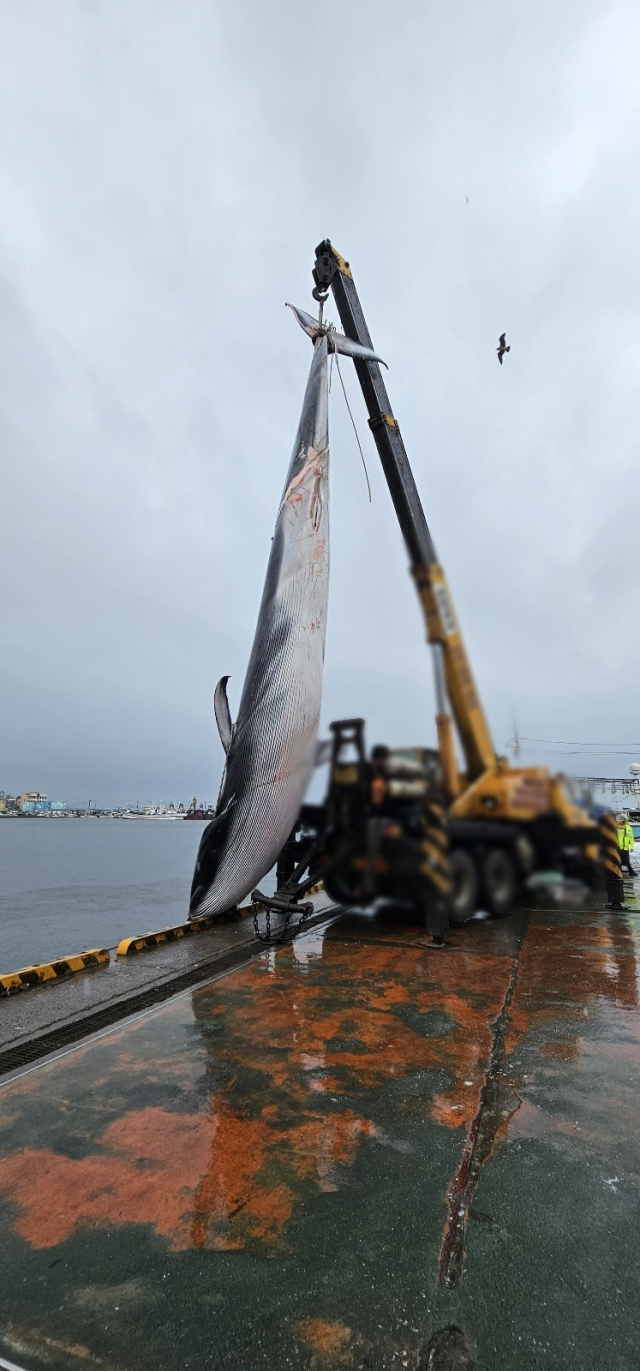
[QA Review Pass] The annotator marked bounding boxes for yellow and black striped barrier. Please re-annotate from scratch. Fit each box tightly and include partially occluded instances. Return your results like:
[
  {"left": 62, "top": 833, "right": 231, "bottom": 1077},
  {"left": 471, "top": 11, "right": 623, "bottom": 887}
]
[
  {"left": 116, "top": 911, "right": 234, "bottom": 956},
  {"left": 117, "top": 886, "right": 325, "bottom": 956},
  {"left": 0, "top": 948, "right": 110, "bottom": 997},
  {"left": 599, "top": 812, "right": 624, "bottom": 909}
]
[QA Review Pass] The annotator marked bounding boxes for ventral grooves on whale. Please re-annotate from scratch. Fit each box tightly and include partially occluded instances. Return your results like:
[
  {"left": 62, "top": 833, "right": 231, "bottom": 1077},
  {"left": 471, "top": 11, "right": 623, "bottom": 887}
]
[{"left": 189, "top": 302, "right": 384, "bottom": 920}]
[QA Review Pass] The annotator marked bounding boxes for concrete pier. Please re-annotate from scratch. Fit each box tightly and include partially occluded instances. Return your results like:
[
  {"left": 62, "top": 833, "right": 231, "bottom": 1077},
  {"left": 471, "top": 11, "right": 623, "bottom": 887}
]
[{"left": 1, "top": 882, "right": 639, "bottom": 1369}]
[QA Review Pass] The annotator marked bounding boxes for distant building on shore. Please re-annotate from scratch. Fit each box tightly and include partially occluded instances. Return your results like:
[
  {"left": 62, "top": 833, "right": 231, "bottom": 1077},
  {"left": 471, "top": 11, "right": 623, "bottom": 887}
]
[
  {"left": 0, "top": 791, "right": 191, "bottom": 817},
  {"left": 18, "top": 791, "right": 48, "bottom": 813},
  {"left": 0, "top": 791, "right": 67, "bottom": 815}
]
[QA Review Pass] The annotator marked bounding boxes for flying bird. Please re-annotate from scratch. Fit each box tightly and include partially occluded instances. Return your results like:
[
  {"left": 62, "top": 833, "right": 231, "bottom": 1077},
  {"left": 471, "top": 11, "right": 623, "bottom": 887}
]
[{"left": 497, "top": 333, "right": 510, "bottom": 365}]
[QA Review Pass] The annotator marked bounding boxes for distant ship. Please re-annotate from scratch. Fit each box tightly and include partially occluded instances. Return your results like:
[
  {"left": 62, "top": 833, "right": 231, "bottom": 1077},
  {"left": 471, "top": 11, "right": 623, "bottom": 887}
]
[
  {"left": 120, "top": 804, "right": 186, "bottom": 820},
  {"left": 184, "top": 799, "right": 216, "bottom": 821}
]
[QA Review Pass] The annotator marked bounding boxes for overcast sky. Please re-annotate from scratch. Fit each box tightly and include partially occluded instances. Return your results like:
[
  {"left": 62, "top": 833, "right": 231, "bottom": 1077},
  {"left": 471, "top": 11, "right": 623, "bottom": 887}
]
[{"left": 1, "top": 0, "right": 639, "bottom": 806}]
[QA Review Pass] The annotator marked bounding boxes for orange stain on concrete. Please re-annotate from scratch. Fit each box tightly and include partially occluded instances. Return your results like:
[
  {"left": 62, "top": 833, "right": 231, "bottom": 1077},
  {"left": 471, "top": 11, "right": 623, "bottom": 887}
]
[
  {"left": 190, "top": 1105, "right": 377, "bottom": 1250},
  {"left": 4, "top": 1327, "right": 98, "bottom": 1366},
  {"left": 296, "top": 1318, "right": 353, "bottom": 1360},
  {"left": 0, "top": 1097, "right": 377, "bottom": 1254},
  {"left": 193, "top": 940, "right": 513, "bottom": 1131},
  {"left": 189, "top": 1105, "right": 292, "bottom": 1251},
  {"left": 0, "top": 920, "right": 530, "bottom": 1257},
  {"left": 0, "top": 1107, "right": 213, "bottom": 1250},
  {"left": 538, "top": 1041, "right": 580, "bottom": 1060}
]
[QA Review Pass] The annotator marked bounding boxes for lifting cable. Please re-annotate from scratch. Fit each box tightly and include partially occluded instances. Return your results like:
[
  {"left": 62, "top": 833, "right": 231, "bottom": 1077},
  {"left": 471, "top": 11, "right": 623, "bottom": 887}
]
[
  {"left": 332, "top": 343, "right": 372, "bottom": 504},
  {"left": 316, "top": 283, "right": 372, "bottom": 503}
]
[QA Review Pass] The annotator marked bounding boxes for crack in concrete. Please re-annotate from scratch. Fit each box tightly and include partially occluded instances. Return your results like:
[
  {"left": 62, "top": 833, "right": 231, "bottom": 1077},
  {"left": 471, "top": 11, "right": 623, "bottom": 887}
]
[{"left": 437, "top": 915, "right": 527, "bottom": 1288}]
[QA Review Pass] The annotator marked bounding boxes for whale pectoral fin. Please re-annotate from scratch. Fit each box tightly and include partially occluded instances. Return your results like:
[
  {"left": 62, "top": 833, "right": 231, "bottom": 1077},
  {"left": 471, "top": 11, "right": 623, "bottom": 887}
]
[
  {"left": 286, "top": 302, "right": 387, "bottom": 367},
  {"left": 214, "top": 676, "right": 233, "bottom": 754}
]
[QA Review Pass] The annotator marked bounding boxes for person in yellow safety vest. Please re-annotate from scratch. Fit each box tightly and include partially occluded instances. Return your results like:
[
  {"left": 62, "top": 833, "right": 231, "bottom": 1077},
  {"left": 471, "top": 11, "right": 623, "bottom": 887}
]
[{"left": 616, "top": 813, "right": 636, "bottom": 876}]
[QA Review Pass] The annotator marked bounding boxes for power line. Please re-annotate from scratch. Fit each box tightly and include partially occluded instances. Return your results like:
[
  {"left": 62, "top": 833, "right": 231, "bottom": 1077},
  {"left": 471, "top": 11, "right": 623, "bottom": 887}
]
[
  {"left": 520, "top": 748, "right": 640, "bottom": 757},
  {"left": 520, "top": 736, "right": 640, "bottom": 748}
]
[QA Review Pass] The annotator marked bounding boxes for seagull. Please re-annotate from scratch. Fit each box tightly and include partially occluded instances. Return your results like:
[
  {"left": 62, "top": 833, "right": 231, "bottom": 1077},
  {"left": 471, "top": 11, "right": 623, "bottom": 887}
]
[{"left": 497, "top": 333, "right": 510, "bottom": 365}]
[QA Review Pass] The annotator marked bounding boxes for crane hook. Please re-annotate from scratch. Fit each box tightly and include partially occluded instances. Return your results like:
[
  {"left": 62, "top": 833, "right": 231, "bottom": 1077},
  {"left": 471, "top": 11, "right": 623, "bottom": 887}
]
[{"left": 312, "top": 240, "right": 337, "bottom": 326}]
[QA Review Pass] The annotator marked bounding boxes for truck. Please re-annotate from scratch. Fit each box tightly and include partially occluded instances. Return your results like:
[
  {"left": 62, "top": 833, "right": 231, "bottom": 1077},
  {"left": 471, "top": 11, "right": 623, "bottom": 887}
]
[{"left": 263, "top": 242, "right": 601, "bottom": 935}]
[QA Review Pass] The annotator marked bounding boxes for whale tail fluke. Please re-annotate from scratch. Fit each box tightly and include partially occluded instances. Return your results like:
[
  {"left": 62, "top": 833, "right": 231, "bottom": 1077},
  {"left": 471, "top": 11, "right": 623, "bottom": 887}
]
[{"left": 286, "top": 303, "right": 387, "bottom": 368}]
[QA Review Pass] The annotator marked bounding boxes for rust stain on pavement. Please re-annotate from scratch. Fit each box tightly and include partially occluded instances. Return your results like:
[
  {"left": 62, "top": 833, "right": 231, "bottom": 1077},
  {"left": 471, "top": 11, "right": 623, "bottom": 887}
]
[
  {"left": 0, "top": 927, "right": 512, "bottom": 1257},
  {"left": 296, "top": 1318, "right": 355, "bottom": 1363},
  {"left": 12, "top": 910, "right": 633, "bottom": 1269},
  {"left": 5, "top": 910, "right": 635, "bottom": 1270}
]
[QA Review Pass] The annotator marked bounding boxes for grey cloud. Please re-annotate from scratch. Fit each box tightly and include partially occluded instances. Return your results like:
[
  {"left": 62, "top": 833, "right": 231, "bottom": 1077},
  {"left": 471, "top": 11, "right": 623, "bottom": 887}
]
[{"left": 1, "top": 0, "right": 639, "bottom": 805}]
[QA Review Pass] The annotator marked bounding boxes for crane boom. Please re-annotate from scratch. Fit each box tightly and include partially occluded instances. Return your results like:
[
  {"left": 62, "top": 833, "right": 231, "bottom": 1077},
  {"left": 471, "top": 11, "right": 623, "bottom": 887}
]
[{"left": 314, "top": 240, "right": 496, "bottom": 790}]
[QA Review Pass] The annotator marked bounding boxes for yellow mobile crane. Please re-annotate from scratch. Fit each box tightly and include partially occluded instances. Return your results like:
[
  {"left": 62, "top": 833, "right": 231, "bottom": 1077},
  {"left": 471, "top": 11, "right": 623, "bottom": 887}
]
[{"left": 271, "top": 242, "right": 600, "bottom": 928}]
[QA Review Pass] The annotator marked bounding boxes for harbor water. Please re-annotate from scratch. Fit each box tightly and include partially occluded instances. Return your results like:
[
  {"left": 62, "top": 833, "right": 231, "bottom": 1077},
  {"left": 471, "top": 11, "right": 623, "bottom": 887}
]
[{"left": 0, "top": 818, "right": 209, "bottom": 973}]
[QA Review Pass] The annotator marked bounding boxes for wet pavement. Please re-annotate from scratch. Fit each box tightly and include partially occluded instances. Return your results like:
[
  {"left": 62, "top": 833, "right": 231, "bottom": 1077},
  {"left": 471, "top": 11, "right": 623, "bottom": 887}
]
[
  {"left": 0, "top": 895, "right": 338, "bottom": 1072},
  {"left": 1, "top": 886, "right": 640, "bottom": 1370}
]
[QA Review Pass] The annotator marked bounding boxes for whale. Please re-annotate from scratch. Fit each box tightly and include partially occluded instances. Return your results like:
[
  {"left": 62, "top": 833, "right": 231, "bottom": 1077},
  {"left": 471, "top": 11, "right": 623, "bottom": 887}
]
[{"left": 189, "top": 308, "right": 383, "bottom": 919}]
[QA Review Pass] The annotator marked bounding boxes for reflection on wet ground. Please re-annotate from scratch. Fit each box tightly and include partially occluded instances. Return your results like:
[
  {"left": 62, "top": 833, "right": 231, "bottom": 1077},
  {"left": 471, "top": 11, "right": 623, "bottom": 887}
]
[{"left": 1, "top": 895, "right": 640, "bottom": 1369}]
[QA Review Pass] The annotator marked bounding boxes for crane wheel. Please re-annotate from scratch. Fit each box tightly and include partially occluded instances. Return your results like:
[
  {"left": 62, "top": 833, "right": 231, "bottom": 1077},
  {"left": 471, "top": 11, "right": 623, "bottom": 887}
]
[
  {"left": 482, "top": 847, "right": 517, "bottom": 917},
  {"left": 449, "top": 849, "right": 479, "bottom": 924}
]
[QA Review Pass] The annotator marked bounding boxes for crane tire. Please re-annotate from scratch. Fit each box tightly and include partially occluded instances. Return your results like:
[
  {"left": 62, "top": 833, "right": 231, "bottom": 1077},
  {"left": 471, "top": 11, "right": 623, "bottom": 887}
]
[
  {"left": 449, "top": 848, "right": 479, "bottom": 924},
  {"left": 482, "top": 847, "right": 517, "bottom": 917}
]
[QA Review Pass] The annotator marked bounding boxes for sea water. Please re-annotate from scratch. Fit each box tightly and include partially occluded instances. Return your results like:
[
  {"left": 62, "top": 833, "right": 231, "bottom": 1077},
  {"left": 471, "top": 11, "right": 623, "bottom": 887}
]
[{"left": 0, "top": 818, "right": 208, "bottom": 973}]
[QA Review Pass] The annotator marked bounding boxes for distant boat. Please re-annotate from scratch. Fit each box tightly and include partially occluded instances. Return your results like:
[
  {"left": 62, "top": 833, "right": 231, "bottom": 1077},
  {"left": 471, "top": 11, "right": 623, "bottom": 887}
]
[{"left": 122, "top": 804, "right": 187, "bottom": 820}]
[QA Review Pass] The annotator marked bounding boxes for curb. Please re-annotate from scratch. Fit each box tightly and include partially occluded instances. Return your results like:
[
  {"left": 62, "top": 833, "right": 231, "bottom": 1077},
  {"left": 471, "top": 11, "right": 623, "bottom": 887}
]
[
  {"left": 0, "top": 949, "right": 110, "bottom": 998},
  {"left": 116, "top": 909, "right": 247, "bottom": 956},
  {"left": 0, "top": 906, "right": 338, "bottom": 1078},
  {"left": 116, "top": 887, "right": 324, "bottom": 956}
]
